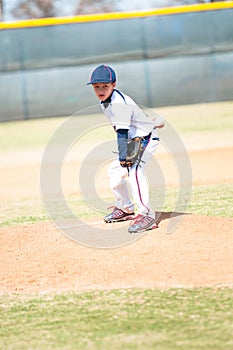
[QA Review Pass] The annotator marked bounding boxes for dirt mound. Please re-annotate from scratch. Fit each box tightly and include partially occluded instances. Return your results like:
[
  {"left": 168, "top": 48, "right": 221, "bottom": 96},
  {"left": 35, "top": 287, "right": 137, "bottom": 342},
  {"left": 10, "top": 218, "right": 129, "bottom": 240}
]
[
  {"left": 1, "top": 213, "right": 232, "bottom": 294},
  {"left": 1, "top": 132, "right": 232, "bottom": 294}
]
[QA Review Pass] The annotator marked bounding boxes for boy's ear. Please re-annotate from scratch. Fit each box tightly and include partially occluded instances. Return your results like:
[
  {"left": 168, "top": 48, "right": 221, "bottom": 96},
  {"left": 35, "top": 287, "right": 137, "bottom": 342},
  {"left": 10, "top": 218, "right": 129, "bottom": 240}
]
[{"left": 112, "top": 82, "right": 117, "bottom": 88}]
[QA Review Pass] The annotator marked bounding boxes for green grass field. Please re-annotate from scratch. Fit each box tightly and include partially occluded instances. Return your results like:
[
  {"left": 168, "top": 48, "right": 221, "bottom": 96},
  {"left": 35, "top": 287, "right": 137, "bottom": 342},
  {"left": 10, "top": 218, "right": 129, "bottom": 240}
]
[
  {"left": 0, "top": 101, "right": 232, "bottom": 227},
  {"left": 0, "top": 101, "right": 232, "bottom": 151},
  {"left": 1, "top": 289, "right": 233, "bottom": 350},
  {"left": 0, "top": 101, "right": 233, "bottom": 350},
  {"left": 1, "top": 182, "right": 232, "bottom": 227}
]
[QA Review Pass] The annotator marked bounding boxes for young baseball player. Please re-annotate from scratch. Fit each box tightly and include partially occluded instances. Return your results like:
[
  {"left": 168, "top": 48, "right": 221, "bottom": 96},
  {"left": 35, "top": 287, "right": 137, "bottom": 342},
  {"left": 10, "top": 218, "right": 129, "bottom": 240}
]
[{"left": 87, "top": 64, "right": 165, "bottom": 233}]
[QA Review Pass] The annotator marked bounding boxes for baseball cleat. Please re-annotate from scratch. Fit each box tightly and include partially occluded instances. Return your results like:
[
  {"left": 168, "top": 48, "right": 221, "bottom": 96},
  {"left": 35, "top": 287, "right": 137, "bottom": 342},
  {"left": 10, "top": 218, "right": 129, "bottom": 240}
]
[
  {"left": 104, "top": 206, "right": 134, "bottom": 223},
  {"left": 128, "top": 214, "right": 157, "bottom": 233}
]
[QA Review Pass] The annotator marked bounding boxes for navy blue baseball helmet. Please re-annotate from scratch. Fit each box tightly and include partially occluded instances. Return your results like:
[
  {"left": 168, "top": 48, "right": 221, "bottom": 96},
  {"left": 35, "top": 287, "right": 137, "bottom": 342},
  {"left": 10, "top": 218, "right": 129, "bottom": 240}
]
[{"left": 87, "top": 65, "right": 116, "bottom": 85}]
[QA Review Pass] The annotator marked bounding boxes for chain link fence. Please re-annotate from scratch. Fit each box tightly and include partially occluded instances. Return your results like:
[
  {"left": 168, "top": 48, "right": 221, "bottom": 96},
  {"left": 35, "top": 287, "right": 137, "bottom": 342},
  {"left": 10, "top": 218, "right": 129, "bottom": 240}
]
[{"left": 0, "top": 5, "right": 232, "bottom": 121}]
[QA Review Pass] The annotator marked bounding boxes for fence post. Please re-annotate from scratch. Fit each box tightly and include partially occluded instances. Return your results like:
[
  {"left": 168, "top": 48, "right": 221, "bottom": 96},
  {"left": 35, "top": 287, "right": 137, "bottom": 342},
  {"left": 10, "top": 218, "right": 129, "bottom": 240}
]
[
  {"left": 140, "top": 17, "right": 153, "bottom": 107},
  {"left": 19, "top": 36, "right": 29, "bottom": 120}
]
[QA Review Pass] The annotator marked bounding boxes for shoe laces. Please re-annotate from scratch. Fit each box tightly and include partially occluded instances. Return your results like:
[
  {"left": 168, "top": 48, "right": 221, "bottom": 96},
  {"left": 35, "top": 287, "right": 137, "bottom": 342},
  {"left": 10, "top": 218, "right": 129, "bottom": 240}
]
[
  {"left": 131, "top": 214, "right": 144, "bottom": 225},
  {"left": 107, "top": 206, "right": 118, "bottom": 211},
  {"left": 131, "top": 214, "right": 154, "bottom": 225}
]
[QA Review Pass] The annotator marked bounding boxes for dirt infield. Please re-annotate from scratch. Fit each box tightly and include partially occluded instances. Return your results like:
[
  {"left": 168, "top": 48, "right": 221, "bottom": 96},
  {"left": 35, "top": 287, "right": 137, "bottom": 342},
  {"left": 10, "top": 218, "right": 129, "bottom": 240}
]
[
  {"left": 0, "top": 213, "right": 233, "bottom": 294},
  {"left": 0, "top": 138, "right": 232, "bottom": 294}
]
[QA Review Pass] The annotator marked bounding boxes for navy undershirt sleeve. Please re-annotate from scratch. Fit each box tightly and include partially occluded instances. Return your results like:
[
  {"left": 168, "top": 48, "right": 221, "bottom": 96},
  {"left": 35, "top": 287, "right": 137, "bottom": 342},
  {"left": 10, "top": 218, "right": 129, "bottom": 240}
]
[{"left": 117, "top": 129, "right": 128, "bottom": 161}]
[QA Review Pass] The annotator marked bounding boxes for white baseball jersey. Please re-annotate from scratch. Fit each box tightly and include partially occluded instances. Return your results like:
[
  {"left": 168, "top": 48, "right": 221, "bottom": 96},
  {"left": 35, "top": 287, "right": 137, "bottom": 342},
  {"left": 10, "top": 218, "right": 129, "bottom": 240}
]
[
  {"left": 100, "top": 89, "right": 164, "bottom": 139},
  {"left": 100, "top": 89, "right": 164, "bottom": 219}
]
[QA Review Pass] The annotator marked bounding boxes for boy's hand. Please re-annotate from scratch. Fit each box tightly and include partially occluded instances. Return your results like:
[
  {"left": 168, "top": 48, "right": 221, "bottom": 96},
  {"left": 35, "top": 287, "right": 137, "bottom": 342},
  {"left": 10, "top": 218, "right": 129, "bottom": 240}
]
[{"left": 120, "top": 160, "right": 134, "bottom": 168}]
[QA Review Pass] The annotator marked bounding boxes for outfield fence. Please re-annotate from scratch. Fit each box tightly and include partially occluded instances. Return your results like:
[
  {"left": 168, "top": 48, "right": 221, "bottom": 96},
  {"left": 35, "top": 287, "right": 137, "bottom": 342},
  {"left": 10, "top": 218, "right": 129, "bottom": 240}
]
[{"left": 0, "top": 2, "right": 233, "bottom": 121}]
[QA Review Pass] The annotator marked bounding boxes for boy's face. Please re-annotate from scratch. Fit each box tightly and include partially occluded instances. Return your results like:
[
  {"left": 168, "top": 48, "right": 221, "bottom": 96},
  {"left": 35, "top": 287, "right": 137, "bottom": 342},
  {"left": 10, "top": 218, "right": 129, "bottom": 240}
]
[{"left": 92, "top": 82, "right": 116, "bottom": 101}]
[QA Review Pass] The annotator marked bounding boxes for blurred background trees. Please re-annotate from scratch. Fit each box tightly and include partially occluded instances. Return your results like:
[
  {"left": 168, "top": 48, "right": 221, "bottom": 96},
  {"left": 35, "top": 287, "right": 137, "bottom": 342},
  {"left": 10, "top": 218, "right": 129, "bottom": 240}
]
[
  {"left": 0, "top": 0, "right": 3, "bottom": 20},
  {"left": 75, "top": 0, "right": 117, "bottom": 15},
  {"left": 11, "top": 0, "right": 56, "bottom": 19},
  {"left": 0, "top": 0, "right": 229, "bottom": 21}
]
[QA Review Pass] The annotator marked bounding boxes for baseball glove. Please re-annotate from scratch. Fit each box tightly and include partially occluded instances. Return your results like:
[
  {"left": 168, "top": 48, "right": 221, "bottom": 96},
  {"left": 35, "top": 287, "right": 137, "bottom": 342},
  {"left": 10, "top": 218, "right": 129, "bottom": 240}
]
[{"left": 120, "top": 137, "right": 144, "bottom": 168}]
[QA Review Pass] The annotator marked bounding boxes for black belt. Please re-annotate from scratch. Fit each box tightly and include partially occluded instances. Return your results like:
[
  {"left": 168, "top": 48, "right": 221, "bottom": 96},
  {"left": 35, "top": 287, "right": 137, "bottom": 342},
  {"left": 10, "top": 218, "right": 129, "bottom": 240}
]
[{"left": 142, "top": 133, "right": 159, "bottom": 141}]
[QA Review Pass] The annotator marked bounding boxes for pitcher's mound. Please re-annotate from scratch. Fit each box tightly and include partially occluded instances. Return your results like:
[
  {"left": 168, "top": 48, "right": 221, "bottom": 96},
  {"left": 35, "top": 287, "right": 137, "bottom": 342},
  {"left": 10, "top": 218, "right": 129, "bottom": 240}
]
[{"left": 0, "top": 213, "right": 232, "bottom": 293}]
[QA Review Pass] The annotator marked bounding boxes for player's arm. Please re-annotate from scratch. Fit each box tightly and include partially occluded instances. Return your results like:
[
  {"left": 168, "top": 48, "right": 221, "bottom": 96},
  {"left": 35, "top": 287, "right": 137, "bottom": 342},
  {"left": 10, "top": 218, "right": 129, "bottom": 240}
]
[
  {"left": 152, "top": 113, "right": 165, "bottom": 128},
  {"left": 116, "top": 128, "right": 128, "bottom": 163},
  {"left": 112, "top": 101, "right": 132, "bottom": 164},
  {"left": 156, "top": 122, "right": 165, "bottom": 128}
]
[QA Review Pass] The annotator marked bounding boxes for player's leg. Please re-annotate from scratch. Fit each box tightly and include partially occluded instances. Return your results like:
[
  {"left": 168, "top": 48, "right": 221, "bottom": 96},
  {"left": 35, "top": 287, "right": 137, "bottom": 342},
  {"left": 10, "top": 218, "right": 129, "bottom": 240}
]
[
  {"left": 128, "top": 163, "right": 154, "bottom": 218},
  {"left": 128, "top": 139, "right": 159, "bottom": 232},
  {"left": 104, "top": 160, "right": 134, "bottom": 222}
]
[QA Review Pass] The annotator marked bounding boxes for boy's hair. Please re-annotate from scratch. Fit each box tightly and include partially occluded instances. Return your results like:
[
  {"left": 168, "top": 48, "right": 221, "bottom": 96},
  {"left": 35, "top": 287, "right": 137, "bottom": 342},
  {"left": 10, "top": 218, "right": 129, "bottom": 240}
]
[{"left": 87, "top": 65, "right": 116, "bottom": 85}]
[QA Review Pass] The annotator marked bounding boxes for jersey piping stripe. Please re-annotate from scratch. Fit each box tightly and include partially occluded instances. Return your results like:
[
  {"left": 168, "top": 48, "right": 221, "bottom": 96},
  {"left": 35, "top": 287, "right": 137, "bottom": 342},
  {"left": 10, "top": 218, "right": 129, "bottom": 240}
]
[
  {"left": 114, "top": 89, "right": 126, "bottom": 104},
  {"left": 135, "top": 164, "right": 150, "bottom": 216},
  {"left": 134, "top": 138, "right": 152, "bottom": 216}
]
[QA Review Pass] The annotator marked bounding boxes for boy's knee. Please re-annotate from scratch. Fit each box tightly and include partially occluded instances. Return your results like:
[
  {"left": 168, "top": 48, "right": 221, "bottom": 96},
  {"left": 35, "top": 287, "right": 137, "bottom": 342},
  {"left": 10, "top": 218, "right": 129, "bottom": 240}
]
[
  {"left": 108, "top": 160, "right": 128, "bottom": 188},
  {"left": 108, "top": 160, "right": 127, "bottom": 178}
]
